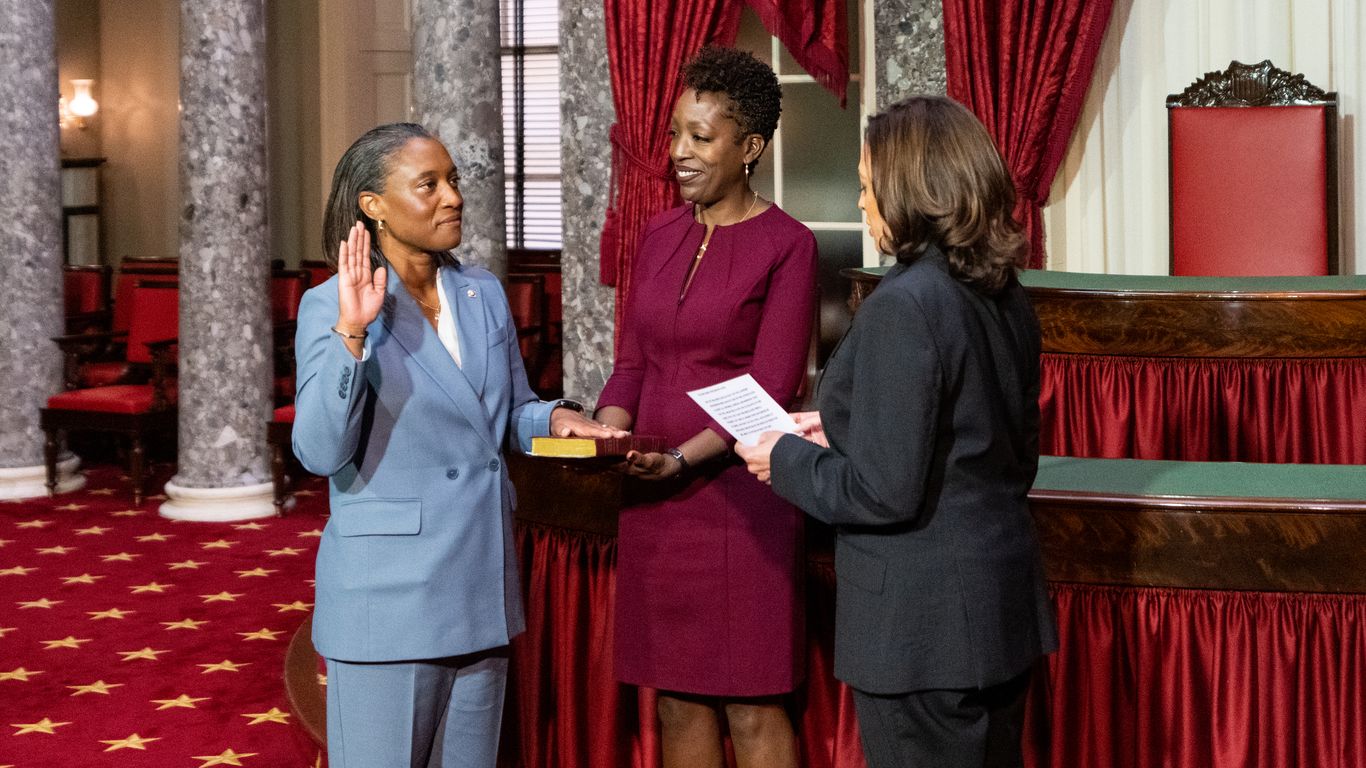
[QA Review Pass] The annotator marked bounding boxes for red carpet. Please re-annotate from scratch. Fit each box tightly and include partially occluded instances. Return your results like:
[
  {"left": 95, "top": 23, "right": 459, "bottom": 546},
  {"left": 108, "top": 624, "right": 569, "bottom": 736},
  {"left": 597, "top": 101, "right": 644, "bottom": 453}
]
[{"left": 0, "top": 466, "right": 328, "bottom": 768}]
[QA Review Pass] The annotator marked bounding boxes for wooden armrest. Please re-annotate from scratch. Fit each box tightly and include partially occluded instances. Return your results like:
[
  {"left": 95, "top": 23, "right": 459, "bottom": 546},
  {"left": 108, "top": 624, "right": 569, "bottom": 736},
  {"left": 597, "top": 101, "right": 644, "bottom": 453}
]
[{"left": 51, "top": 329, "right": 127, "bottom": 348}]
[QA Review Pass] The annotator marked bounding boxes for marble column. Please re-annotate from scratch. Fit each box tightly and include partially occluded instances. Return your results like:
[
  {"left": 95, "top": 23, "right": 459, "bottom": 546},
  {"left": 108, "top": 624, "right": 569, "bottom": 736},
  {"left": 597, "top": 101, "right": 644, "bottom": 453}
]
[
  {"left": 875, "top": 0, "right": 947, "bottom": 108},
  {"left": 557, "top": 0, "right": 616, "bottom": 405},
  {"left": 0, "top": 0, "right": 81, "bottom": 498},
  {"left": 413, "top": 0, "right": 507, "bottom": 277},
  {"left": 161, "top": 0, "right": 274, "bottom": 521}
]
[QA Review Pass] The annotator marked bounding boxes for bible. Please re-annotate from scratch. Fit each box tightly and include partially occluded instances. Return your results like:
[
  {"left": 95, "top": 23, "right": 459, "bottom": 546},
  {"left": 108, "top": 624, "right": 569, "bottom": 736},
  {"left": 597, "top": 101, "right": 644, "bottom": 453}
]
[{"left": 529, "top": 435, "right": 668, "bottom": 458}]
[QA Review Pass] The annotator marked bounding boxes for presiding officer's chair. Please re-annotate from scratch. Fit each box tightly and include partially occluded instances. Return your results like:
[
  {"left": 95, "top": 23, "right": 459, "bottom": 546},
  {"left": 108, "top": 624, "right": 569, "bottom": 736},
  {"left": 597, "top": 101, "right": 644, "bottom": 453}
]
[{"left": 1167, "top": 59, "right": 1338, "bottom": 276}]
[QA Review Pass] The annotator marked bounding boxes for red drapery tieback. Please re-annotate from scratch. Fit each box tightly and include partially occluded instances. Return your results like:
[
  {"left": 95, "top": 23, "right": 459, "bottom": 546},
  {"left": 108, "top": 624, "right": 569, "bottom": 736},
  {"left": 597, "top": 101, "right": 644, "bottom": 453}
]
[{"left": 943, "top": 0, "right": 1114, "bottom": 269}]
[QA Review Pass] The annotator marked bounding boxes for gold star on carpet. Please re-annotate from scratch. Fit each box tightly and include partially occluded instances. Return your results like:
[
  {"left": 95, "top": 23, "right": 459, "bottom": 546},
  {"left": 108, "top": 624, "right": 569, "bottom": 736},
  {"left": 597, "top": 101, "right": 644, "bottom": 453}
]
[
  {"left": 101, "top": 552, "right": 139, "bottom": 562},
  {"left": 69, "top": 679, "right": 123, "bottom": 696},
  {"left": 119, "top": 647, "right": 169, "bottom": 661},
  {"left": 0, "top": 537, "right": 12, "bottom": 546},
  {"left": 0, "top": 565, "right": 36, "bottom": 576},
  {"left": 297, "top": 529, "right": 323, "bottom": 538},
  {"left": 89, "top": 488, "right": 116, "bottom": 495},
  {"left": 36, "top": 545, "right": 74, "bottom": 555},
  {"left": 318, "top": 673, "right": 327, "bottom": 686},
  {"left": 294, "top": 489, "right": 317, "bottom": 497},
  {"left": 162, "top": 618, "right": 208, "bottom": 631},
  {"left": 272, "top": 600, "right": 313, "bottom": 613},
  {"left": 237, "top": 628, "right": 283, "bottom": 641},
  {"left": 200, "top": 539, "right": 237, "bottom": 550},
  {"left": 241, "top": 707, "right": 291, "bottom": 725},
  {"left": 198, "top": 659, "right": 250, "bottom": 673},
  {"left": 87, "top": 607, "right": 134, "bottom": 620},
  {"left": 129, "top": 581, "right": 171, "bottom": 594},
  {"left": 306, "top": 578, "right": 316, "bottom": 586},
  {"left": 99, "top": 732, "right": 160, "bottom": 751},
  {"left": 0, "top": 668, "right": 43, "bottom": 681},
  {"left": 110, "top": 509, "right": 144, "bottom": 517},
  {"left": 201, "top": 591, "right": 243, "bottom": 603},
  {"left": 60, "top": 572, "right": 103, "bottom": 585},
  {"left": 152, "top": 693, "right": 209, "bottom": 710},
  {"left": 73, "top": 525, "right": 109, "bottom": 535},
  {"left": 265, "top": 546, "right": 303, "bottom": 557},
  {"left": 10, "top": 717, "right": 70, "bottom": 735},
  {"left": 19, "top": 598, "right": 60, "bottom": 609},
  {"left": 41, "top": 636, "right": 91, "bottom": 650},
  {"left": 54, "top": 503, "right": 86, "bottom": 511},
  {"left": 169, "top": 559, "right": 207, "bottom": 570},
  {"left": 192, "top": 748, "right": 259, "bottom": 767},
  {"left": 235, "top": 567, "right": 276, "bottom": 578},
  {"left": 0, "top": 627, "right": 15, "bottom": 638},
  {"left": 232, "top": 522, "right": 267, "bottom": 531},
  {"left": 16, "top": 519, "right": 53, "bottom": 529},
  {"left": 148, "top": 493, "right": 167, "bottom": 501},
  {"left": 136, "top": 532, "right": 173, "bottom": 542}
]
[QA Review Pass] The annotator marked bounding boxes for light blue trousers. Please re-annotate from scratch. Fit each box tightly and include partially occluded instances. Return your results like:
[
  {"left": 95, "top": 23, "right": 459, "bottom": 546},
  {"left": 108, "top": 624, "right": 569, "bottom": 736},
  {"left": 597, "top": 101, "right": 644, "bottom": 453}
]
[{"left": 325, "top": 648, "right": 509, "bottom": 768}]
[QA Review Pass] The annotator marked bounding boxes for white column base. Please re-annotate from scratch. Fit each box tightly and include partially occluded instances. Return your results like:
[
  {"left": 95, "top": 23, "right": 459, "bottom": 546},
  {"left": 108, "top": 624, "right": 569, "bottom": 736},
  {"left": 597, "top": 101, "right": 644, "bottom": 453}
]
[
  {"left": 159, "top": 479, "right": 277, "bottom": 522},
  {"left": 0, "top": 455, "right": 85, "bottom": 500}
]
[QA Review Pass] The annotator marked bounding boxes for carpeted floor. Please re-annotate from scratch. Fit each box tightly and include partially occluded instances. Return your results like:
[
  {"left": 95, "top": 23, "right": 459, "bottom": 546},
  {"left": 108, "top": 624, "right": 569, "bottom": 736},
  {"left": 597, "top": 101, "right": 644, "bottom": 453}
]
[{"left": 0, "top": 465, "right": 328, "bottom": 768}]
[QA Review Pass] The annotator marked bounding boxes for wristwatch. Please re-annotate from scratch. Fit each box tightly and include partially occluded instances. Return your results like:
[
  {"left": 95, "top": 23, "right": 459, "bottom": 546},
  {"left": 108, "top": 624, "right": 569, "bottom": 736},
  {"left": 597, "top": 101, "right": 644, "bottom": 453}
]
[
  {"left": 665, "top": 447, "right": 690, "bottom": 472},
  {"left": 550, "top": 399, "right": 584, "bottom": 413}
]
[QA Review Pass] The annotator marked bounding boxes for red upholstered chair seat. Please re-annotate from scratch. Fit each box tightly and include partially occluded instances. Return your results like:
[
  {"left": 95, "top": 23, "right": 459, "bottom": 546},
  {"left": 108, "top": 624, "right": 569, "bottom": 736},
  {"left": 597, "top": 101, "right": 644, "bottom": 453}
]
[
  {"left": 47, "top": 383, "right": 178, "bottom": 414},
  {"left": 273, "top": 404, "right": 295, "bottom": 423},
  {"left": 78, "top": 361, "right": 134, "bottom": 388}
]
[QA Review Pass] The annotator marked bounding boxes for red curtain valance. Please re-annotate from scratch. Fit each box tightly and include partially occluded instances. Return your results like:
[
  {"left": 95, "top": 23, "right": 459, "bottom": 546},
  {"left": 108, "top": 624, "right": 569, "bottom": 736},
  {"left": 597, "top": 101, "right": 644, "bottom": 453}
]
[{"left": 1040, "top": 354, "right": 1366, "bottom": 464}]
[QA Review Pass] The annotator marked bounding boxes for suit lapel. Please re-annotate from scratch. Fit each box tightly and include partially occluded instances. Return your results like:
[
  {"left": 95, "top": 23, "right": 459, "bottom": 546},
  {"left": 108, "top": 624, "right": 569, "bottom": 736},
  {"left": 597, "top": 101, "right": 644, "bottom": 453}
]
[
  {"left": 445, "top": 266, "right": 489, "bottom": 397},
  {"left": 379, "top": 265, "right": 496, "bottom": 451}
]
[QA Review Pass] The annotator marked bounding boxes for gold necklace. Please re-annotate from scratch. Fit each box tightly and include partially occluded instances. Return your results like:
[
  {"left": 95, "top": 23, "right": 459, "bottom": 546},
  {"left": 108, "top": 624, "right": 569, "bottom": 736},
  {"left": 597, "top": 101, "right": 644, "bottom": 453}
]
[
  {"left": 410, "top": 286, "right": 440, "bottom": 322},
  {"left": 693, "top": 191, "right": 760, "bottom": 261}
]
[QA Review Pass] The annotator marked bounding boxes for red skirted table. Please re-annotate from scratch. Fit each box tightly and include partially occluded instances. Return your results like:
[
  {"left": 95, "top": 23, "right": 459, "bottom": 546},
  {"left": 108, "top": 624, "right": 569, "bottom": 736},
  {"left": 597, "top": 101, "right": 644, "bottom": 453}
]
[{"left": 845, "top": 269, "right": 1366, "bottom": 464}]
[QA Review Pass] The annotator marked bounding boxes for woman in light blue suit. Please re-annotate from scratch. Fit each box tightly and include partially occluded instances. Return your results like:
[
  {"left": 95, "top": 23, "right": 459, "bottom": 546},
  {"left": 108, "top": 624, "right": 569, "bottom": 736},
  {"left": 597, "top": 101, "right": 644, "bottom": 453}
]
[{"left": 293, "top": 123, "right": 620, "bottom": 767}]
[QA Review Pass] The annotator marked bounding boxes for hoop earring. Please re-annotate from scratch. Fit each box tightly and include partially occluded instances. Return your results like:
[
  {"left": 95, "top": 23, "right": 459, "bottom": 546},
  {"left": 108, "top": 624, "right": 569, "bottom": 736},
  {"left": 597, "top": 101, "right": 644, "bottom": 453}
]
[{"left": 377, "top": 219, "right": 386, "bottom": 233}]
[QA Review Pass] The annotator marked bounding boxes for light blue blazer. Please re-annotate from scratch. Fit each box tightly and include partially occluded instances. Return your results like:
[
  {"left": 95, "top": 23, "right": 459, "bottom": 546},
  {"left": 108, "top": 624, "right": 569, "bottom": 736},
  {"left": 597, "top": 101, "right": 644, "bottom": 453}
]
[{"left": 292, "top": 262, "right": 557, "bottom": 662}]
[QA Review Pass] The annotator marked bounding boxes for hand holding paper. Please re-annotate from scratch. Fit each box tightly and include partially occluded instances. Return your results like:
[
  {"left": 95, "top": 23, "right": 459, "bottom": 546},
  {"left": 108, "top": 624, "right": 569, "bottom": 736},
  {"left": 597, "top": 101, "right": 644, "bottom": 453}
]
[{"left": 686, "top": 374, "right": 797, "bottom": 446}]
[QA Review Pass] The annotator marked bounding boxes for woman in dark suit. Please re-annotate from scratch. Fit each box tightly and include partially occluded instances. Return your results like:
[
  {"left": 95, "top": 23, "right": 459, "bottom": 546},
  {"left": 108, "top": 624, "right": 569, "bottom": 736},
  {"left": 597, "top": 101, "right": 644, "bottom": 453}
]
[
  {"left": 736, "top": 96, "right": 1057, "bottom": 768},
  {"left": 293, "top": 123, "right": 618, "bottom": 767}
]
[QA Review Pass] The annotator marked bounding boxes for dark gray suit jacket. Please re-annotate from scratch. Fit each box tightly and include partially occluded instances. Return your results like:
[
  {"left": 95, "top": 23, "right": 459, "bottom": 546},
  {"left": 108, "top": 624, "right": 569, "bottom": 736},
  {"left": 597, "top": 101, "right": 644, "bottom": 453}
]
[{"left": 771, "top": 247, "right": 1057, "bottom": 694}]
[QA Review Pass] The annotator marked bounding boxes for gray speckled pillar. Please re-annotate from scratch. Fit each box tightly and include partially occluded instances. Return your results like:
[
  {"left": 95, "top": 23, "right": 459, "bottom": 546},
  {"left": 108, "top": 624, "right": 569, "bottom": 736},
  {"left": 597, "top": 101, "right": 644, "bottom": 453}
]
[
  {"left": 414, "top": 0, "right": 507, "bottom": 278},
  {"left": 875, "top": 0, "right": 947, "bottom": 108},
  {"left": 0, "top": 1, "right": 73, "bottom": 497},
  {"left": 558, "top": 0, "right": 616, "bottom": 405},
  {"left": 163, "top": 0, "right": 274, "bottom": 520}
]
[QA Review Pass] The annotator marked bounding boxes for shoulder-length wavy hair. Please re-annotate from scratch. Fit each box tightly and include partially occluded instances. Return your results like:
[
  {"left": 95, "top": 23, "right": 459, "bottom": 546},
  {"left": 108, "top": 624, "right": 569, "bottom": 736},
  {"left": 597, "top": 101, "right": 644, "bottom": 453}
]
[
  {"left": 320, "top": 122, "right": 459, "bottom": 271},
  {"left": 865, "top": 96, "right": 1025, "bottom": 294}
]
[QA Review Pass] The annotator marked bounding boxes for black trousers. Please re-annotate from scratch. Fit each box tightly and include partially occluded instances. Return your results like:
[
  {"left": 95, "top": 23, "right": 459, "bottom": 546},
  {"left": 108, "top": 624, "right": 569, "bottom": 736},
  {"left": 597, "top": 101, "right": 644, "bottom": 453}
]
[{"left": 852, "top": 670, "right": 1031, "bottom": 768}]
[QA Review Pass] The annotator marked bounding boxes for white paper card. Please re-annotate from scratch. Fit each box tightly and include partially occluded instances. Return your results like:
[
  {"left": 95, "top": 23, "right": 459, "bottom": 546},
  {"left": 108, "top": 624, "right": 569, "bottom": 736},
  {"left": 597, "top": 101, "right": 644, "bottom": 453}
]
[{"left": 686, "top": 373, "right": 797, "bottom": 446}]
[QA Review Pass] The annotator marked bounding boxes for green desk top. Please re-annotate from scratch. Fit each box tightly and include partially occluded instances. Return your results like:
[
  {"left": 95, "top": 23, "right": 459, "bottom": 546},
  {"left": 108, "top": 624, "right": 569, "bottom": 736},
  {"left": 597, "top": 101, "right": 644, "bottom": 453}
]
[
  {"left": 1034, "top": 455, "right": 1366, "bottom": 502},
  {"left": 847, "top": 266, "right": 1366, "bottom": 293}
]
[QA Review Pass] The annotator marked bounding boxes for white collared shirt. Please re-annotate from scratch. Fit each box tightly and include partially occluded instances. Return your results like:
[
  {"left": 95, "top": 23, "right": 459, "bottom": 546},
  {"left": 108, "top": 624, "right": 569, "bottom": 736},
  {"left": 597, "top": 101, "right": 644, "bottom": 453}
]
[{"left": 434, "top": 267, "right": 462, "bottom": 369}]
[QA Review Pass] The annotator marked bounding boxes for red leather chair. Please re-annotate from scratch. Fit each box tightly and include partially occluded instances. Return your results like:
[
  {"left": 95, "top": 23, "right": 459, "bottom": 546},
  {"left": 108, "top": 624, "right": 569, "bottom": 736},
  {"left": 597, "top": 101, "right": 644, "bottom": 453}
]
[
  {"left": 1167, "top": 60, "right": 1338, "bottom": 276},
  {"left": 62, "top": 264, "right": 112, "bottom": 334},
  {"left": 69, "top": 260, "right": 178, "bottom": 388},
  {"left": 42, "top": 280, "right": 180, "bottom": 505},
  {"left": 298, "top": 259, "right": 333, "bottom": 290}
]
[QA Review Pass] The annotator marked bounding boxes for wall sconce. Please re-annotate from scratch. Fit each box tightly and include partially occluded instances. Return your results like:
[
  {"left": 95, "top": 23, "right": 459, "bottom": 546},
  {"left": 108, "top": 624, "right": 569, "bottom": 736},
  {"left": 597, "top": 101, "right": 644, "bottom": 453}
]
[{"left": 60, "top": 79, "right": 99, "bottom": 129}]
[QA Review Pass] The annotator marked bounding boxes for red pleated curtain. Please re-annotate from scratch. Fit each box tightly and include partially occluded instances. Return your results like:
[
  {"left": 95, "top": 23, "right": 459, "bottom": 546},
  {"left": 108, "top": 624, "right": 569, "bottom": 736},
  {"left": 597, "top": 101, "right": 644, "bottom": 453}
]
[{"left": 942, "top": 0, "right": 1114, "bottom": 268}]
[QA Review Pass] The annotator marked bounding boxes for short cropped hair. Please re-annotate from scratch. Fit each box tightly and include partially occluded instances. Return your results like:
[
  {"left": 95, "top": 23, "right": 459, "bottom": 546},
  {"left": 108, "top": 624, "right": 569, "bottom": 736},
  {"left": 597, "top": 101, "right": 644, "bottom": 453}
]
[
  {"left": 865, "top": 96, "right": 1025, "bottom": 294},
  {"left": 682, "top": 46, "right": 782, "bottom": 170}
]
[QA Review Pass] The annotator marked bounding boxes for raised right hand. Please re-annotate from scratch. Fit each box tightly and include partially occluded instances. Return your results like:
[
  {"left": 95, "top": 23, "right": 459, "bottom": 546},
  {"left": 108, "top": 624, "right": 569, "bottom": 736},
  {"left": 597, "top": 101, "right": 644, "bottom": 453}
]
[{"left": 336, "top": 221, "right": 386, "bottom": 333}]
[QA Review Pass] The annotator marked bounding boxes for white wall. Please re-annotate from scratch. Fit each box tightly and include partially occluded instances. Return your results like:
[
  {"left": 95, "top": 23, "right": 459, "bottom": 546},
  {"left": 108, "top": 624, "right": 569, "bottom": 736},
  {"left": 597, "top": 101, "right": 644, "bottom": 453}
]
[{"left": 1043, "top": 0, "right": 1365, "bottom": 275}]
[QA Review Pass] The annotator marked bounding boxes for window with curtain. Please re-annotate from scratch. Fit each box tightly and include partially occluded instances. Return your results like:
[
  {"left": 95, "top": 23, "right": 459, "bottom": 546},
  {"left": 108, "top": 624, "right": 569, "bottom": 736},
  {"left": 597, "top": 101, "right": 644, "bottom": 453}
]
[{"left": 500, "top": 0, "right": 562, "bottom": 250}]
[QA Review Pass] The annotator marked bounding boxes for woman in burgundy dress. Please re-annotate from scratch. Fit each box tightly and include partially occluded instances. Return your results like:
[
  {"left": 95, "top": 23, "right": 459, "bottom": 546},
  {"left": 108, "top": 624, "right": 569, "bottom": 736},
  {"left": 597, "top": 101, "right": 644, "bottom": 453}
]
[{"left": 594, "top": 47, "right": 818, "bottom": 768}]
